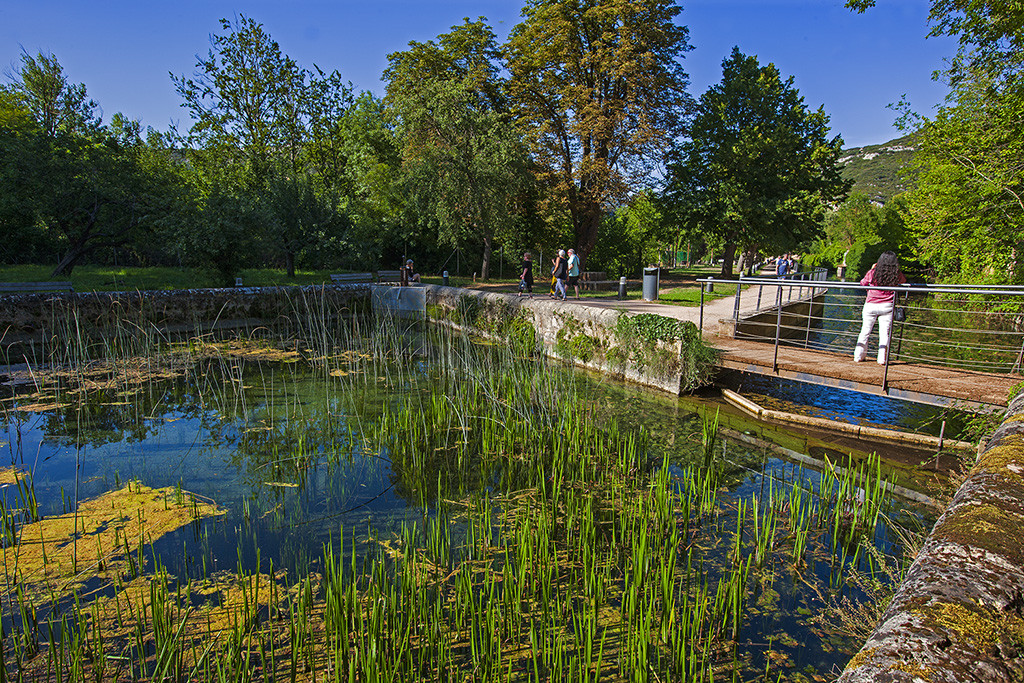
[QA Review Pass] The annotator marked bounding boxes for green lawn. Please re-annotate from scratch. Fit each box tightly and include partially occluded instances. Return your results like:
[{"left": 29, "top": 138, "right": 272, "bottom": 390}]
[{"left": 0, "top": 265, "right": 739, "bottom": 304}]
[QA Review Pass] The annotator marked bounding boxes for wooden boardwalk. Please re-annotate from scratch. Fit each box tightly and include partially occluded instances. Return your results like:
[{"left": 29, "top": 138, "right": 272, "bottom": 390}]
[{"left": 714, "top": 337, "right": 1020, "bottom": 411}]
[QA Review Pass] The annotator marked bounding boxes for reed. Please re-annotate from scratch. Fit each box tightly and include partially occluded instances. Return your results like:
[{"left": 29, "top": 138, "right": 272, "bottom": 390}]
[{"left": 0, "top": 296, "right": 915, "bottom": 682}]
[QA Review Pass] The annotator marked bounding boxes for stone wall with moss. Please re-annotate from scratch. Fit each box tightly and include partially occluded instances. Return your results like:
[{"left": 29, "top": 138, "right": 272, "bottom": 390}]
[
  {"left": 421, "top": 285, "right": 717, "bottom": 394},
  {"left": 0, "top": 285, "right": 367, "bottom": 354},
  {"left": 838, "top": 391, "right": 1024, "bottom": 682}
]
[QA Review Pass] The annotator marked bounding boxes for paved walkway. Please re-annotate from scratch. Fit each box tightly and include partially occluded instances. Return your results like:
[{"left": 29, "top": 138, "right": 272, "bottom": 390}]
[{"left": 478, "top": 285, "right": 1019, "bottom": 410}]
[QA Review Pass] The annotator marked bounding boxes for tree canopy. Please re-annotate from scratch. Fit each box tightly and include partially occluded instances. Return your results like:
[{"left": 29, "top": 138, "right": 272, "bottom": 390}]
[
  {"left": 505, "top": 0, "right": 692, "bottom": 264},
  {"left": 663, "top": 48, "right": 848, "bottom": 277},
  {"left": 384, "top": 19, "right": 536, "bottom": 279},
  {"left": 848, "top": 0, "right": 1024, "bottom": 285}
]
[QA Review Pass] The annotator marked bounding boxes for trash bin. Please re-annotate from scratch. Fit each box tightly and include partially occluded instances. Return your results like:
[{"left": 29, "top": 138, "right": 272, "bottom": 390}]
[{"left": 642, "top": 267, "right": 659, "bottom": 301}]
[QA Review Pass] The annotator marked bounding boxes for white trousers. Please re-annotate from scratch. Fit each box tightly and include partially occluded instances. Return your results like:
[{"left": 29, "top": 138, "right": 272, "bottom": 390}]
[{"left": 854, "top": 301, "right": 894, "bottom": 364}]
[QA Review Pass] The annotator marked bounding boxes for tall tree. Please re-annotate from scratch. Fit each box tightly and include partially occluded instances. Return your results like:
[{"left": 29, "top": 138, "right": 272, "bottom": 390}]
[
  {"left": 173, "top": 16, "right": 355, "bottom": 276},
  {"left": 172, "top": 16, "right": 307, "bottom": 188},
  {"left": 505, "top": 0, "right": 692, "bottom": 264},
  {"left": 663, "top": 48, "right": 849, "bottom": 277},
  {"left": 847, "top": 0, "right": 1024, "bottom": 285},
  {"left": 385, "top": 19, "right": 535, "bottom": 279},
  {"left": 2, "top": 50, "right": 97, "bottom": 137},
  {"left": 2, "top": 53, "right": 172, "bottom": 275},
  {"left": 901, "top": 64, "right": 1023, "bottom": 283}
]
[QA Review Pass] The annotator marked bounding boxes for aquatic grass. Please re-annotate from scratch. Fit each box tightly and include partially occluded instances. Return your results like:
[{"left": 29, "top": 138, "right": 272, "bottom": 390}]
[{"left": 0, "top": 300, "right": 917, "bottom": 682}]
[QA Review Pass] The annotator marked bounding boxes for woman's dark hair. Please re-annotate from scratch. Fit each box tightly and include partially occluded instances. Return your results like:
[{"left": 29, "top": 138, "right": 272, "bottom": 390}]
[{"left": 873, "top": 251, "right": 901, "bottom": 287}]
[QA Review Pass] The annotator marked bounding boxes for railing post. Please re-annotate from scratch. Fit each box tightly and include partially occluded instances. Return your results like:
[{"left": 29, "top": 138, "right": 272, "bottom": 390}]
[
  {"left": 881, "top": 303, "right": 896, "bottom": 392},
  {"left": 804, "top": 291, "right": 814, "bottom": 349},
  {"left": 699, "top": 280, "right": 707, "bottom": 332},
  {"left": 732, "top": 273, "right": 743, "bottom": 339},
  {"left": 756, "top": 283, "right": 763, "bottom": 310},
  {"left": 773, "top": 283, "right": 783, "bottom": 372},
  {"left": 894, "top": 290, "right": 909, "bottom": 361}
]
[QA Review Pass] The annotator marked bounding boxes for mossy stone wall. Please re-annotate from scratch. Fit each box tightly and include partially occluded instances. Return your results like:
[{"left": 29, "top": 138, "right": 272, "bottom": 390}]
[
  {"left": 838, "top": 391, "right": 1024, "bottom": 682},
  {"left": 0, "top": 285, "right": 367, "bottom": 352},
  {"left": 421, "top": 285, "right": 714, "bottom": 395}
]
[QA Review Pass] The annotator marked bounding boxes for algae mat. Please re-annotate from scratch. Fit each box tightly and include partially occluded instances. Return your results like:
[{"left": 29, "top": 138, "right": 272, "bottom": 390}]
[{"left": 1, "top": 481, "right": 224, "bottom": 601}]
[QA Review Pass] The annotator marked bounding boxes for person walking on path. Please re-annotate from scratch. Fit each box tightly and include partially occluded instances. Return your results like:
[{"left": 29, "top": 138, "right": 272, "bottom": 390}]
[
  {"left": 854, "top": 251, "right": 907, "bottom": 365},
  {"left": 552, "top": 250, "right": 568, "bottom": 301},
  {"left": 776, "top": 254, "right": 791, "bottom": 278},
  {"left": 519, "top": 252, "right": 534, "bottom": 297},
  {"left": 566, "top": 248, "right": 581, "bottom": 299}
]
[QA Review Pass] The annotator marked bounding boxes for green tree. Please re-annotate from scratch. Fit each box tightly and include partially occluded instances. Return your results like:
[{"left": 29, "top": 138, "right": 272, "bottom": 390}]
[
  {"left": 173, "top": 16, "right": 357, "bottom": 275},
  {"left": 2, "top": 50, "right": 97, "bottom": 137},
  {"left": 848, "top": 0, "right": 1023, "bottom": 285},
  {"left": 588, "top": 191, "right": 670, "bottom": 276},
  {"left": 505, "top": 0, "right": 692, "bottom": 265},
  {"left": 384, "top": 19, "right": 535, "bottom": 279},
  {"left": 1, "top": 53, "right": 175, "bottom": 275},
  {"left": 663, "top": 48, "right": 849, "bottom": 278},
  {"left": 901, "top": 67, "right": 1023, "bottom": 283}
]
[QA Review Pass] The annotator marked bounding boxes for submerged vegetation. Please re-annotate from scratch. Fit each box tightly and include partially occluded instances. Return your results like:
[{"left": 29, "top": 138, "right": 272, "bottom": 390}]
[{"left": 0, "top": 303, "right": 925, "bottom": 680}]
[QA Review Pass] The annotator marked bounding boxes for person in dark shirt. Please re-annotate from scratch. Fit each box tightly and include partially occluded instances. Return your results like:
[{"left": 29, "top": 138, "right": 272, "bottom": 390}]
[
  {"left": 400, "top": 259, "right": 421, "bottom": 286},
  {"left": 519, "top": 252, "right": 534, "bottom": 296}
]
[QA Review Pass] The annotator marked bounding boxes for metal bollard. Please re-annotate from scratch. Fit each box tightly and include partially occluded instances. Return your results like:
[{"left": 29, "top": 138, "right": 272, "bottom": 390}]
[
  {"left": 443, "top": 270, "right": 449, "bottom": 286},
  {"left": 618, "top": 276, "right": 627, "bottom": 300}
]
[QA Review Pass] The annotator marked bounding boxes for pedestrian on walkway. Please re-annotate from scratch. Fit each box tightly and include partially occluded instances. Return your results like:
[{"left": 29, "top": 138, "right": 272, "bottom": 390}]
[
  {"left": 566, "top": 248, "right": 581, "bottom": 299},
  {"left": 552, "top": 249, "right": 568, "bottom": 301},
  {"left": 854, "top": 251, "right": 907, "bottom": 364},
  {"left": 519, "top": 252, "right": 533, "bottom": 296}
]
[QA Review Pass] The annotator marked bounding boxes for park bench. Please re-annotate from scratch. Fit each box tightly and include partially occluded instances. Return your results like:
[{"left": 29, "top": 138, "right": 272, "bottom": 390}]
[
  {"left": 0, "top": 281, "right": 74, "bottom": 294},
  {"left": 376, "top": 270, "right": 403, "bottom": 284},
  {"left": 578, "top": 271, "right": 619, "bottom": 291},
  {"left": 330, "top": 272, "right": 374, "bottom": 285}
]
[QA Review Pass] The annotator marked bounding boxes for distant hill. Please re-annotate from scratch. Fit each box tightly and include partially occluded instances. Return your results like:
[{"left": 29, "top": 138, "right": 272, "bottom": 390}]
[{"left": 838, "top": 134, "right": 917, "bottom": 204}]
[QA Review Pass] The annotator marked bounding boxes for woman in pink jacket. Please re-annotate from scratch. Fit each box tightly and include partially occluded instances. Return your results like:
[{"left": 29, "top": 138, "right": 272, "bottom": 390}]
[{"left": 854, "top": 251, "right": 906, "bottom": 364}]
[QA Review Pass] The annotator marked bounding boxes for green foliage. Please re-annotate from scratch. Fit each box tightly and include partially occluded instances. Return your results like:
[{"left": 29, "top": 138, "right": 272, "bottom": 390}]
[
  {"left": 612, "top": 313, "right": 718, "bottom": 389},
  {"left": 0, "top": 60, "right": 181, "bottom": 276},
  {"left": 588, "top": 191, "right": 671, "bottom": 277},
  {"left": 505, "top": 316, "right": 538, "bottom": 357},
  {"left": 451, "top": 295, "right": 484, "bottom": 328},
  {"left": 848, "top": 0, "right": 1024, "bottom": 286},
  {"left": 664, "top": 48, "right": 849, "bottom": 278},
  {"left": 555, "top": 315, "right": 601, "bottom": 362},
  {"left": 804, "top": 193, "right": 911, "bottom": 279},
  {"left": 384, "top": 19, "right": 537, "bottom": 280},
  {"left": 506, "top": 0, "right": 692, "bottom": 262},
  {"left": 0, "top": 264, "right": 338, "bottom": 291},
  {"left": 901, "top": 66, "right": 1024, "bottom": 285},
  {"left": 838, "top": 136, "right": 917, "bottom": 204}
]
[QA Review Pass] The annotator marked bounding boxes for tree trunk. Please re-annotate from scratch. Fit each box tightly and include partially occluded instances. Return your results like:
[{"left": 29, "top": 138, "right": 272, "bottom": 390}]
[
  {"left": 51, "top": 241, "right": 89, "bottom": 277},
  {"left": 480, "top": 234, "right": 492, "bottom": 280},
  {"left": 574, "top": 200, "right": 602, "bottom": 264},
  {"left": 286, "top": 251, "right": 295, "bottom": 278},
  {"left": 719, "top": 242, "right": 737, "bottom": 279}
]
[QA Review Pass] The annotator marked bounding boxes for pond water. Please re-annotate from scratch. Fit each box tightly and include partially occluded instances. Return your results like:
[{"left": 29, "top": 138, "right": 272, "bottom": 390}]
[{"left": 1, "top": 317, "right": 932, "bottom": 681}]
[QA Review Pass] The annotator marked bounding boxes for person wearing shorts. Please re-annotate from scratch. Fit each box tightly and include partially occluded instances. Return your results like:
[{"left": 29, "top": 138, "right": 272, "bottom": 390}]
[{"left": 566, "top": 248, "right": 581, "bottom": 299}]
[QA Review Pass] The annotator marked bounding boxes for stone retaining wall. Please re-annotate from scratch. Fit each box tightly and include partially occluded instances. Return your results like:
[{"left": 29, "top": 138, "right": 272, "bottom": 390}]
[
  {"left": 421, "top": 285, "right": 713, "bottom": 395},
  {"left": 837, "top": 391, "right": 1024, "bottom": 682},
  {"left": 0, "top": 285, "right": 367, "bottom": 355}
]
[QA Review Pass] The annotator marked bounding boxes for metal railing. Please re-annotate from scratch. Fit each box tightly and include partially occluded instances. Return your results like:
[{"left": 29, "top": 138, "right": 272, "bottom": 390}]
[{"left": 698, "top": 274, "right": 1024, "bottom": 386}]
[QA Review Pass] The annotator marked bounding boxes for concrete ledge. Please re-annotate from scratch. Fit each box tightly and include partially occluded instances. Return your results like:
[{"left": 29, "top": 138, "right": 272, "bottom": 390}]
[
  {"left": 837, "top": 391, "right": 1024, "bottom": 682},
  {"left": 421, "top": 284, "right": 709, "bottom": 395}
]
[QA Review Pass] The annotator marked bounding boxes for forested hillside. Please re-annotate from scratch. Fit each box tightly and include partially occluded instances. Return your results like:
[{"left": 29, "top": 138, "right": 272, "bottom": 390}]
[{"left": 838, "top": 134, "right": 915, "bottom": 204}]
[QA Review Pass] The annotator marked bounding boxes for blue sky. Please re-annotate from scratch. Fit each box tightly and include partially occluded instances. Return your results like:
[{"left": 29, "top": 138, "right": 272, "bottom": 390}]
[{"left": 1, "top": 0, "right": 956, "bottom": 148}]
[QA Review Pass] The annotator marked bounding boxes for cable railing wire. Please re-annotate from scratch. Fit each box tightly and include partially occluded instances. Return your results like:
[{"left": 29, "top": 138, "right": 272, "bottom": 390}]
[{"left": 701, "top": 272, "right": 1024, "bottom": 380}]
